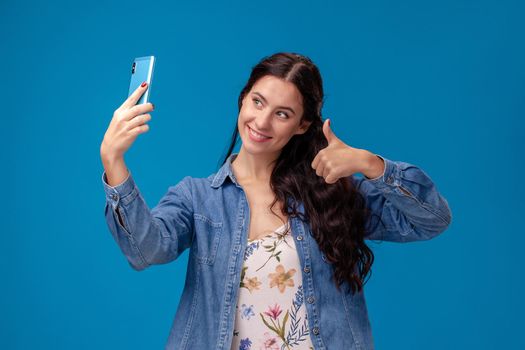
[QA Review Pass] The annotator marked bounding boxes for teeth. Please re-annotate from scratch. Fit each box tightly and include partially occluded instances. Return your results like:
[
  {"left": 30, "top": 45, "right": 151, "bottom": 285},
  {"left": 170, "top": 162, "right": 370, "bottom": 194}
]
[{"left": 249, "top": 126, "right": 270, "bottom": 139}]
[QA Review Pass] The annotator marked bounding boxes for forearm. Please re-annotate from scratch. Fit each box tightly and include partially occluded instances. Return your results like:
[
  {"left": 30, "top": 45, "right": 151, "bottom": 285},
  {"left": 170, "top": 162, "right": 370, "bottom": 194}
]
[
  {"left": 101, "top": 153, "right": 129, "bottom": 187},
  {"left": 353, "top": 155, "right": 452, "bottom": 241},
  {"left": 101, "top": 171, "right": 195, "bottom": 270}
]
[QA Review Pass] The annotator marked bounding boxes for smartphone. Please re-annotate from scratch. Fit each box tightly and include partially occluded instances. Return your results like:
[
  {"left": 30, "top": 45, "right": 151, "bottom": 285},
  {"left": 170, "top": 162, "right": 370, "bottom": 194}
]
[{"left": 128, "top": 56, "right": 155, "bottom": 105}]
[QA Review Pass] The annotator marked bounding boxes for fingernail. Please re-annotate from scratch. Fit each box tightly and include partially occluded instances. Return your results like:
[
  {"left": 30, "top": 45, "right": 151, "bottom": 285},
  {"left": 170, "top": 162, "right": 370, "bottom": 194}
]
[
  {"left": 141, "top": 81, "right": 147, "bottom": 87},
  {"left": 152, "top": 103, "right": 155, "bottom": 110}
]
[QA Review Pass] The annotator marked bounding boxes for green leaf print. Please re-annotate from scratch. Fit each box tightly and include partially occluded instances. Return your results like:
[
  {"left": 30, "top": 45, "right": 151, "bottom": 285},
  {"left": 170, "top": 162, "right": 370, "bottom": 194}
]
[
  {"left": 256, "top": 238, "right": 288, "bottom": 272},
  {"left": 239, "top": 266, "right": 248, "bottom": 288},
  {"left": 260, "top": 313, "right": 279, "bottom": 334},
  {"left": 260, "top": 310, "right": 292, "bottom": 350}
]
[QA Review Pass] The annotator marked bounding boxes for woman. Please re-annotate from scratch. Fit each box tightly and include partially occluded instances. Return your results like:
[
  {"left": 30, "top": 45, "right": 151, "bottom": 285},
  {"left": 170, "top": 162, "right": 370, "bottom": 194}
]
[{"left": 100, "top": 52, "right": 452, "bottom": 350}]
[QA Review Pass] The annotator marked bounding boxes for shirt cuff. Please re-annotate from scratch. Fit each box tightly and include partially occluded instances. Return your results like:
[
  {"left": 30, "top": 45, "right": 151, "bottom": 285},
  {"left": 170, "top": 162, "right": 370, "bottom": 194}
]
[{"left": 102, "top": 170, "right": 137, "bottom": 209}]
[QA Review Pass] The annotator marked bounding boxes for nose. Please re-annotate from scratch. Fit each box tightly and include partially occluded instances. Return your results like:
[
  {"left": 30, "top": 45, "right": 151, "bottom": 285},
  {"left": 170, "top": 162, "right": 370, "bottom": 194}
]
[{"left": 254, "top": 111, "right": 273, "bottom": 132}]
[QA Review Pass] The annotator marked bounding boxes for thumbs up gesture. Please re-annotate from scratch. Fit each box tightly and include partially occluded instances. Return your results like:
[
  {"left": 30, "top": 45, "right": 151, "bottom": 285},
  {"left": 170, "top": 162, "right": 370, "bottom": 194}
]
[{"left": 311, "top": 119, "right": 385, "bottom": 184}]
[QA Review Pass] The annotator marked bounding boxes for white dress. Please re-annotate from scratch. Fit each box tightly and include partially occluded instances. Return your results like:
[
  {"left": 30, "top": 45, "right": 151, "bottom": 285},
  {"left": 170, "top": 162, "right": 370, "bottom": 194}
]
[{"left": 230, "top": 220, "right": 315, "bottom": 350}]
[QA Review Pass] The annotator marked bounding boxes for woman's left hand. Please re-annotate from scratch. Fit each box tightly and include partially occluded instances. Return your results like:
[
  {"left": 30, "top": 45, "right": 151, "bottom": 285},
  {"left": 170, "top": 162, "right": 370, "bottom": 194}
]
[{"left": 311, "top": 119, "right": 385, "bottom": 184}]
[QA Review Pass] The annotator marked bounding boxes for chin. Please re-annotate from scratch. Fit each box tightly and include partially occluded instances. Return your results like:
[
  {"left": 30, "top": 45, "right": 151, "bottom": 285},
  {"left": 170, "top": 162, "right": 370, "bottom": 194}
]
[{"left": 242, "top": 142, "right": 271, "bottom": 155}]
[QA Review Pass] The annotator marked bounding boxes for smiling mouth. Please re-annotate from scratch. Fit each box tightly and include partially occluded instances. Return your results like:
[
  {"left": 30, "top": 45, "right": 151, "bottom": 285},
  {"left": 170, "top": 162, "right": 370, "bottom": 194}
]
[{"left": 248, "top": 125, "right": 272, "bottom": 139}]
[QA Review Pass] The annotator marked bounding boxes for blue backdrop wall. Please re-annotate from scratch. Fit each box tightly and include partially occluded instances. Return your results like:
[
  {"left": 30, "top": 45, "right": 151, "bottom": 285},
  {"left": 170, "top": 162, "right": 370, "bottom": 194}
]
[{"left": 2, "top": 0, "right": 524, "bottom": 348}]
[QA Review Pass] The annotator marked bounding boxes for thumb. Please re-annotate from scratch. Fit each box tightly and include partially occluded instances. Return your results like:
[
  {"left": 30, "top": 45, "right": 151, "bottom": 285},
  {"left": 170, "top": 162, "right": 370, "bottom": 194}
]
[{"left": 322, "top": 119, "right": 338, "bottom": 144}]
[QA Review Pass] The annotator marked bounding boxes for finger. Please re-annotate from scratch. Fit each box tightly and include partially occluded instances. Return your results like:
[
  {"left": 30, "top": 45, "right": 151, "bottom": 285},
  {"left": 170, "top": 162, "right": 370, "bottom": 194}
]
[
  {"left": 311, "top": 154, "right": 319, "bottom": 170},
  {"left": 127, "top": 113, "right": 151, "bottom": 130},
  {"left": 120, "top": 82, "right": 149, "bottom": 110},
  {"left": 322, "top": 165, "right": 333, "bottom": 183},
  {"left": 322, "top": 119, "right": 337, "bottom": 144},
  {"left": 121, "top": 102, "right": 154, "bottom": 122},
  {"left": 324, "top": 173, "right": 338, "bottom": 184},
  {"left": 129, "top": 102, "right": 155, "bottom": 117},
  {"left": 311, "top": 150, "right": 323, "bottom": 170},
  {"left": 321, "top": 165, "right": 330, "bottom": 181},
  {"left": 315, "top": 160, "right": 326, "bottom": 178},
  {"left": 129, "top": 123, "right": 150, "bottom": 136}
]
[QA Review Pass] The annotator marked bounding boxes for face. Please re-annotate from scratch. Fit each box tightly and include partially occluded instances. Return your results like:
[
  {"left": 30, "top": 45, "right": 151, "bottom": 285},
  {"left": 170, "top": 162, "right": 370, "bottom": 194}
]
[{"left": 238, "top": 75, "right": 311, "bottom": 155}]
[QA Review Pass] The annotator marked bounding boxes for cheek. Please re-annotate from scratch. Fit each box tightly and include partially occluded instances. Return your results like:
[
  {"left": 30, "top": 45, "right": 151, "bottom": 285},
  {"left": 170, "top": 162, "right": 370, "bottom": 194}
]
[
  {"left": 238, "top": 106, "right": 255, "bottom": 123},
  {"left": 237, "top": 112, "right": 250, "bottom": 133},
  {"left": 242, "top": 104, "right": 255, "bottom": 116},
  {"left": 271, "top": 126, "right": 294, "bottom": 142}
]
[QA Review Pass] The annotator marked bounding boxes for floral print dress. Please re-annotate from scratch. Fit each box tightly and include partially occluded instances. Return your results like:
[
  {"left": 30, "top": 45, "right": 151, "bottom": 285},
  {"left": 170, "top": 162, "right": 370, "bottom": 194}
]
[{"left": 230, "top": 220, "right": 314, "bottom": 350}]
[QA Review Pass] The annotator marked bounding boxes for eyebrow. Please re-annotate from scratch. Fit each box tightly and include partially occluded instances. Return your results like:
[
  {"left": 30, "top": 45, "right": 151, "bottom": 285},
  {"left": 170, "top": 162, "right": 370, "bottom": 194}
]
[{"left": 252, "top": 91, "right": 296, "bottom": 115}]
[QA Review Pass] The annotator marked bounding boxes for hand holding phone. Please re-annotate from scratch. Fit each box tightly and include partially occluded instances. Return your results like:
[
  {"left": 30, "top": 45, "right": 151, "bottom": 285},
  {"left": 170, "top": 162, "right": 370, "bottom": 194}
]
[
  {"left": 102, "top": 80, "right": 155, "bottom": 157},
  {"left": 128, "top": 56, "right": 155, "bottom": 105},
  {"left": 100, "top": 56, "right": 156, "bottom": 186}
]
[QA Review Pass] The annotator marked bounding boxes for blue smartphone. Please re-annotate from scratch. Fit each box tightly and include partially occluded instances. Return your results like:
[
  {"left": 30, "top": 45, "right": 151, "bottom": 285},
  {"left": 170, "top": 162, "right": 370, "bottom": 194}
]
[{"left": 128, "top": 56, "right": 155, "bottom": 105}]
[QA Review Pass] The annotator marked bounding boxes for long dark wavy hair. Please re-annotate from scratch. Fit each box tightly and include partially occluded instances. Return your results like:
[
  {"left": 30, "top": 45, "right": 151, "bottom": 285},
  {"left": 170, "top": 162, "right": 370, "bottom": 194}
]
[{"left": 221, "top": 52, "right": 382, "bottom": 294}]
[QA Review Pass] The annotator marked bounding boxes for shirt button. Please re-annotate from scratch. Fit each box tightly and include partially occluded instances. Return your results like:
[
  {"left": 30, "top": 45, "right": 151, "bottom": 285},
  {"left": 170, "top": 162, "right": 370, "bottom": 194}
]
[
  {"left": 303, "top": 266, "right": 310, "bottom": 273},
  {"left": 312, "top": 327, "right": 319, "bottom": 335},
  {"left": 111, "top": 194, "right": 118, "bottom": 200},
  {"left": 307, "top": 296, "right": 315, "bottom": 304},
  {"left": 296, "top": 235, "right": 303, "bottom": 241}
]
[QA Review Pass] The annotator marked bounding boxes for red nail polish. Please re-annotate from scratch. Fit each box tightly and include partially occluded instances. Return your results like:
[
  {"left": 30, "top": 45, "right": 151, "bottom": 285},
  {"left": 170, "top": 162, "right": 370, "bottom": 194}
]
[{"left": 141, "top": 81, "right": 147, "bottom": 87}]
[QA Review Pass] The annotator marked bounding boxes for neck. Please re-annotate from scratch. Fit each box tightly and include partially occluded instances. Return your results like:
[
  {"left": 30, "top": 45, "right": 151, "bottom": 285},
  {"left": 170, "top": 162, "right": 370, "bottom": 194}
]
[{"left": 231, "top": 146, "right": 281, "bottom": 184}]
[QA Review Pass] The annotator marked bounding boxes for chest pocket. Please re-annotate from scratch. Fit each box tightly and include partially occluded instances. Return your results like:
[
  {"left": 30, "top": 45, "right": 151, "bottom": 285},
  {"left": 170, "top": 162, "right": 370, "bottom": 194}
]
[{"left": 191, "top": 213, "right": 223, "bottom": 265}]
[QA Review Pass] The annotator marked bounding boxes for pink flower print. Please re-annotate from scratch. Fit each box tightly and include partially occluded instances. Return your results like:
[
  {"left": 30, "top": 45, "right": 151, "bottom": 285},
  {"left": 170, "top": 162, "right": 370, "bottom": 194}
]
[
  {"left": 263, "top": 303, "right": 282, "bottom": 320},
  {"left": 258, "top": 331, "right": 280, "bottom": 350}
]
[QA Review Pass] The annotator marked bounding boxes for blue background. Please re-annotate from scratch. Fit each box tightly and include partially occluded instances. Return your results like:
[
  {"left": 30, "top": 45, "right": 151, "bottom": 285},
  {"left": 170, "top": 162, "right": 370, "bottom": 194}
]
[{"left": 2, "top": 0, "right": 524, "bottom": 348}]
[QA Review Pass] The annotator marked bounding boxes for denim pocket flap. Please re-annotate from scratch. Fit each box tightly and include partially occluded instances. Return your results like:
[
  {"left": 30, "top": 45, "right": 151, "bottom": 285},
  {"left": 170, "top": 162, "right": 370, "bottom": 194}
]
[{"left": 191, "top": 213, "right": 223, "bottom": 265}]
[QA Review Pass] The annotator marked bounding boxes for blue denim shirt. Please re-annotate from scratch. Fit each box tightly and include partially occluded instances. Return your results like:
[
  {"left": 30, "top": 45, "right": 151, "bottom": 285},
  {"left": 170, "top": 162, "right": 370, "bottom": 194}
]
[{"left": 101, "top": 153, "right": 452, "bottom": 350}]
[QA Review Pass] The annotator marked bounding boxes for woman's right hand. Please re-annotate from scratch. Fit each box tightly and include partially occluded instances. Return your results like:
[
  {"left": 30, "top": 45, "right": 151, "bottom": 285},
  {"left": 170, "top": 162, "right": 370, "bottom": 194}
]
[{"left": 100, "top": 82, "right": 155, "bottom": 162}]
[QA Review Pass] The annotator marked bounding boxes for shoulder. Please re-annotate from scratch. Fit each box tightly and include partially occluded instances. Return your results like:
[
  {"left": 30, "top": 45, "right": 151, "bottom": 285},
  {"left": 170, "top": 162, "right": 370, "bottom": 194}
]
[{"left": 175, "top": 172, "right": 219, "bottom": 194}]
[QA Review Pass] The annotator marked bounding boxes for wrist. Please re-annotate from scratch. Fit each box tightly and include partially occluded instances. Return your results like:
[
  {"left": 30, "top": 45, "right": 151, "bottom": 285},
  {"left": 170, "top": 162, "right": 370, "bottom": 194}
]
[
  {"left": 101, "top": 145, "right": 122, "bottom": 166},
  {"left": 101, "top": 152, "right": 125, "bottom": 169},
  {"left": 361, "top": 151, "right": 385, "bottom": 179}
]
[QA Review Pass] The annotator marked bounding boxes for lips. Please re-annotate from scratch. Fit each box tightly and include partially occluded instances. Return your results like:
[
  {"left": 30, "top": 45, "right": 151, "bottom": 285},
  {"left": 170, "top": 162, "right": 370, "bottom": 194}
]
[{"left": 248, "top": 125, "right": 272, "bottom": 139}]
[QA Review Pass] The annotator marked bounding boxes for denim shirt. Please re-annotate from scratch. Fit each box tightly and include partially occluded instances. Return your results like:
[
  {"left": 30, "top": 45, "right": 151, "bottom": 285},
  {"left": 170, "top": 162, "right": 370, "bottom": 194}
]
[{"left": 101, "top": 153, "right": 452, "bottom": 350}]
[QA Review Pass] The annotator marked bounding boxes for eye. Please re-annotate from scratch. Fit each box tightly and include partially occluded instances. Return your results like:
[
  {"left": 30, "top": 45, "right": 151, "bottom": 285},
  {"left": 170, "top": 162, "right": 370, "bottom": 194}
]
[
  {"left": 252, "top": 98, "right": 262, "bottom": 107},
  {"left": 252, "top": 97, "right": 289, "bottom": 119}
]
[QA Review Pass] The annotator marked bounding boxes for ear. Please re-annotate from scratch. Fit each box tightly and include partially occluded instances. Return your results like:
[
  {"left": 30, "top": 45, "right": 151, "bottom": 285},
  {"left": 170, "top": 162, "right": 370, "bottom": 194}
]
[{"left": 295, "top": 119, "right": 312, "bottom": 135}]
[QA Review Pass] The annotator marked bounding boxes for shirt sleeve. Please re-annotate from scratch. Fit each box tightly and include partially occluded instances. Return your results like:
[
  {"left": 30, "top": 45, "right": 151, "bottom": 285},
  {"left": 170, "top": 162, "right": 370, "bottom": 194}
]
[
  {"left": 349, "top": 154, "right": 452, "bottom": 242},
  {"left": 102, "top": 171, "right": 194, "bottom": 270}
]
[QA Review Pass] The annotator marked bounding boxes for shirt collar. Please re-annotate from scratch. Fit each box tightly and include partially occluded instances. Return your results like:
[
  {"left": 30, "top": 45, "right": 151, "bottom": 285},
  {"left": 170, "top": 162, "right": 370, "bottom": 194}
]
[
  {"left": 210, "top": 152, "right": 240, "bottom": 188},
  {"left": 210, "top": 152, "right": 304, "bottom": 214}
]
